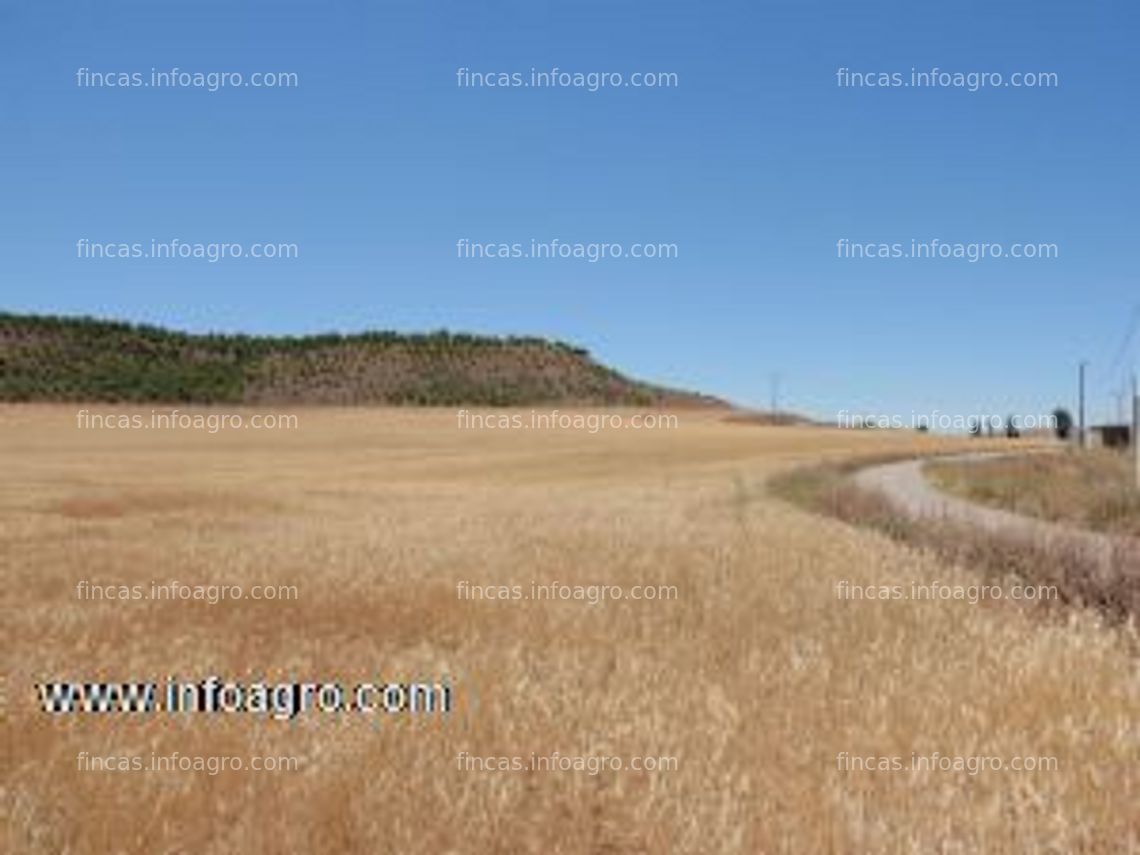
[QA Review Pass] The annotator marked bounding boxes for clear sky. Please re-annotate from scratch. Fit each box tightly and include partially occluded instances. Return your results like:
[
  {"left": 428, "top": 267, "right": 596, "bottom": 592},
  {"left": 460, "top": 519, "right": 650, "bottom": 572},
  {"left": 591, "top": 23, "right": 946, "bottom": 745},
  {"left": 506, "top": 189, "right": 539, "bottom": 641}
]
[{"left": 1, "top": 0, "right": 1137, "bottom": 424}]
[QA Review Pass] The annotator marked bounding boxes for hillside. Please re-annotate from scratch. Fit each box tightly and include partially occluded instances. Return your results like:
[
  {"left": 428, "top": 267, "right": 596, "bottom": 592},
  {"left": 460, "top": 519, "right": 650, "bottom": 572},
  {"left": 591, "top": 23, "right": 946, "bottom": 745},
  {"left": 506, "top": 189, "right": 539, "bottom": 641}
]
[{"left": 0, "top": 313, "right": 724, "bottom": 407}]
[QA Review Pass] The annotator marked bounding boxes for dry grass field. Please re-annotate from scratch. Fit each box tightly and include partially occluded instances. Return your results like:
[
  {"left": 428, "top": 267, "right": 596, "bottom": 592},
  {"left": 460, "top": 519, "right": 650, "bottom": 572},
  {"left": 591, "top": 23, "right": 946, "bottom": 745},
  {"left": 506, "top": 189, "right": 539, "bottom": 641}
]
[
  {"left": 927, "top": 451, "right": 1140, "bottom": 538},
  {"left": 2, "top": 406, "right": 1137, "bottom": 853}
]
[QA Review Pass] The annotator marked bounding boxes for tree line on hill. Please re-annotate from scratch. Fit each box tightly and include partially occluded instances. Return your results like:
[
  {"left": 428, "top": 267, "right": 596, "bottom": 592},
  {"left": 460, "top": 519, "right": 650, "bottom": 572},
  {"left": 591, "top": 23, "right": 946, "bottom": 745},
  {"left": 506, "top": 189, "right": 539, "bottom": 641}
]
[{"left": 0, "top": 313, "right": 719, "bottom": 407}]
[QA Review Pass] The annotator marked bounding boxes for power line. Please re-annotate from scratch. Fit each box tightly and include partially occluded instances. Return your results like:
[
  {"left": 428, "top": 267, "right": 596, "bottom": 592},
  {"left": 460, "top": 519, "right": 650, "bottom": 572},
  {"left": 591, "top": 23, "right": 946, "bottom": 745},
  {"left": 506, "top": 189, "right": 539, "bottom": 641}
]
[{"left": 1104, "top": 301, "right": 1140, "bottom": 384}]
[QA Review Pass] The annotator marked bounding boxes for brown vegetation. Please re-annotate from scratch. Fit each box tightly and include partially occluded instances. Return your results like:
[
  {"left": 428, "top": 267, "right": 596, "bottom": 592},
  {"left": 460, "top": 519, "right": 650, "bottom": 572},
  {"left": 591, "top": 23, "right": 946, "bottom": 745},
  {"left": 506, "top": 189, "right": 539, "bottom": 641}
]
[
  {"left": 772, "top": 455, "right": 1140, "bottom": 623},
  {"left": 926, "top": 451, "right": 1140, "bottom": 538},
  {"left": 3, "top": 408, "right": 1137, "bottom": 852}
]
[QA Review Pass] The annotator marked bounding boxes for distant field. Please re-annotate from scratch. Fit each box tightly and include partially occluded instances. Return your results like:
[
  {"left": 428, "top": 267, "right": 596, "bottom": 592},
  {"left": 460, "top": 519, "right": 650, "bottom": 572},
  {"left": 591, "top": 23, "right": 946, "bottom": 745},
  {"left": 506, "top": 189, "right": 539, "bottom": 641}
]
[
  {"left": 926, "top": 451, "right": 1140, "bottom": 538},
  {"left": 4, "top": 407, "right": 1137, "bottom": 853}
]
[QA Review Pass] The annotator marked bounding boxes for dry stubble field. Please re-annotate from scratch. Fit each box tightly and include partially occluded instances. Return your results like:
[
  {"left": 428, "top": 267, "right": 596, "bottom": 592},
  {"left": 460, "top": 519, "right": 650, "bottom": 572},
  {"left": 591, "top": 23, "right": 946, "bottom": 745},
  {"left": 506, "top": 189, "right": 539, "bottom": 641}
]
[{"left": 2, "top": 406, "right": 1137, "bottom": 853}]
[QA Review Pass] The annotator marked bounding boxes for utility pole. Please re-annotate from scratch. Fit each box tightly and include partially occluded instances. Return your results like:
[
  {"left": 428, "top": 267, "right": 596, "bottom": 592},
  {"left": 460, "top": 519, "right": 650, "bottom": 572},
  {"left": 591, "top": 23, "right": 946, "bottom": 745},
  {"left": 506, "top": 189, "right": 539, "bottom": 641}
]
[
  {"left": 770, "top": 372, "right": 781, "bottom": 416},
  {"left": 1133, "top": 373, "right": 1139, "bottom": 489},
  {"left": 1078, "top": 360, "right": 1087, "bottom": 450}
]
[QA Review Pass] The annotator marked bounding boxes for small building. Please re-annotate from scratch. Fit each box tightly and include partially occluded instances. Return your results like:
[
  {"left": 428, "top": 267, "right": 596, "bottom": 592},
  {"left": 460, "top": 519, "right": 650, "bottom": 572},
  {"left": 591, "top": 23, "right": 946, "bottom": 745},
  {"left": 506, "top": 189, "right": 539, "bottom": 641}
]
[{"left": 1088, "top": 424, "right": 1132, "bottom": 449}]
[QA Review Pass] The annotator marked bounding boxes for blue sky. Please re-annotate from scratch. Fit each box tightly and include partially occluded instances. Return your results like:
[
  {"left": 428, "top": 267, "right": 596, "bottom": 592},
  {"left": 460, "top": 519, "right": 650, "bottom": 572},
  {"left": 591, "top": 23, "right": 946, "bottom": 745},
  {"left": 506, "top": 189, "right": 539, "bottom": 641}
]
[{"left": 1, "top": 0, "right": 1137, "bottom": 423}]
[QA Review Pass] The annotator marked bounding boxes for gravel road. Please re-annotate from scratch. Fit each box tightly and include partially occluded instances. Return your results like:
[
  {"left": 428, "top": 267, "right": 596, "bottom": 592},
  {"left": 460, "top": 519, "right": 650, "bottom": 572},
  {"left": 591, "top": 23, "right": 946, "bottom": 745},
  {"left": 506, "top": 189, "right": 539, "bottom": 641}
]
[{"left": 853, "top": 453, "right": 1121, "bottom": 565}]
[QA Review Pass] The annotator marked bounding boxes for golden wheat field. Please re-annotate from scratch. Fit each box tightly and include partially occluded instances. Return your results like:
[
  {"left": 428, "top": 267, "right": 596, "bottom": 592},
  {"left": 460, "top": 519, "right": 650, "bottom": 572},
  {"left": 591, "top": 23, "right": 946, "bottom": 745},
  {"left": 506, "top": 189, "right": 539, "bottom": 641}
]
[{"left": 2, "top": 405, "right": 1137, "bottom": 853}]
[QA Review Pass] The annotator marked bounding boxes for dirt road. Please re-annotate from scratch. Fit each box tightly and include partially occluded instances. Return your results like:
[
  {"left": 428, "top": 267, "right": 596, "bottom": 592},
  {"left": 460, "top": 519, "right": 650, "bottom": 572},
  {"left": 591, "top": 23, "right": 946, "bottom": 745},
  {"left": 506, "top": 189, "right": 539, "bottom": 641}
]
[{"left": 854, "top": 453, "right": 1122, "bottom": 564}]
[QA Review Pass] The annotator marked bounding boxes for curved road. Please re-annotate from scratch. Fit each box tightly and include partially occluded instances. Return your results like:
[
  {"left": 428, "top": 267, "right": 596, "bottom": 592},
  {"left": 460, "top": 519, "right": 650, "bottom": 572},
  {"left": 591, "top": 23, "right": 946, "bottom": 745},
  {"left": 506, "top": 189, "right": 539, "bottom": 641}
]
[{"left": 853, "top": 453, "right": 1121, "bottom": 567}]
